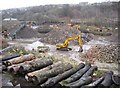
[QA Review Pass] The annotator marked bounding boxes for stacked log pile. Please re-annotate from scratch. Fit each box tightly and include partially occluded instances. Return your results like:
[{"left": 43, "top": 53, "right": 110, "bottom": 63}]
[
  {"left": 31, "top": 63, "right": 72, "bottom": 85},
  {"left": 41, "top": 63, "right": 85, "bottom": 87},
  {"left": 2, "top": 54, "right": 120, "bottom": 88},
  {"left": 64, "top": 63, "right": 91, "bottom": 83},
  {"left": 7, "top": 58, "right": 53, "bottom": 74},
  {"left": 64, "top": 66, "right": 98, "bottom": 87},
  {"left": 25, "top": 61, "right": 63, "bottom": 82},
  {"left": 18, "top": 58, "right": 53, "bottom": 74},
  {"left": 3, "top": 54, "right": 36, "bottom": 66}
]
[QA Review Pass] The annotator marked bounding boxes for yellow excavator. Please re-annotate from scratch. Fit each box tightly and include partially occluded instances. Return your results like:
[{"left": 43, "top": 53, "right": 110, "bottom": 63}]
[{"left": 56, "top": 34, "right": 83, "bottom": 52}]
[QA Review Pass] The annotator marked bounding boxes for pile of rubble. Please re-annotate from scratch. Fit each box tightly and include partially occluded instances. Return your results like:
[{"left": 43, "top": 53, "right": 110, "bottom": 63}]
[
  {"left": 16, "top": 26, "right": 38, "bottom": 39},
  {"left": 105, "top": 29, "right": 119, "bottom": 43},
  {"left": 40, "top": 25, "right": 80, "bottom": 44},
  {"left": 81, "top": 44, "right": 119, "bottom": 63},
  {"left": 3, "top": 23, "right": 38, "bottom": 39},
  {"left": 40, "top": 25, "right": 93, "bottom": 44}
]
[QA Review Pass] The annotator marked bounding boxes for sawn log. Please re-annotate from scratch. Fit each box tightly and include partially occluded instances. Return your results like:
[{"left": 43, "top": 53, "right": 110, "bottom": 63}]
[
  {"left": 41, "top": 63, "right": 85, "bottom": 87},
  {"left": 64, "top": 63, "right": 91, "bottom": 83},
  {"left": 4, "top": 54, "right": 35, "bottom": 66},
  {"left": 31, "top": 63, "right": 72, "bottom": 85}
]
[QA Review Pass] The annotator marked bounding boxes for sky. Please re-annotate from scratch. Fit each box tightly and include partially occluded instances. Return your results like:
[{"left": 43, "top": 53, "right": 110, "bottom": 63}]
[{"left": 0, "top": 0, "right": 119, "bottom": 10}]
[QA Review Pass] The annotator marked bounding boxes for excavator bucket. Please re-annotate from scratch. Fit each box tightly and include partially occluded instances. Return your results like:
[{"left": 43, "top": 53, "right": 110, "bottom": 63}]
[{"left": 78, "top": 47, "right": 83, "bottom": 52}]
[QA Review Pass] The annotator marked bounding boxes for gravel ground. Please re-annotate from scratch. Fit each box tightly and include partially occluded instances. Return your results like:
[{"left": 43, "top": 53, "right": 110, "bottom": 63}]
[{"left": 81, "top": 44, "right": 119, "bottom": 64}]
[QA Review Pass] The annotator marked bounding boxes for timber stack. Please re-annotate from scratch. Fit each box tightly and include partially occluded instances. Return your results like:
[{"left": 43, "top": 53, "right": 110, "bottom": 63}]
[
  {"left": 3, "top": 54, "right": 35, "bottom": 66},
  {"left": 2, "top": 54, "right": 120, "bottom": 88}
]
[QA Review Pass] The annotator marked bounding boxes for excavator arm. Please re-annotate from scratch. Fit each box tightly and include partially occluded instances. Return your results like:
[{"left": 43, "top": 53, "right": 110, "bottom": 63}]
[
  {"left": 56, "top": 35, "right": 83, "bottom": 52},
  {"left": 77, "top": 35, "right": 83, "bottom": 52},
  {"left": 56, "top": 36, "right": 76, "bottom": 48}
]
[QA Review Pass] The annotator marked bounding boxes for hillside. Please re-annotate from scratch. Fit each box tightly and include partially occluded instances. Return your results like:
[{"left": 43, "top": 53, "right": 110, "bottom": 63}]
[{"left": 2, "top": 2, "right": 119, "bottom": 27}]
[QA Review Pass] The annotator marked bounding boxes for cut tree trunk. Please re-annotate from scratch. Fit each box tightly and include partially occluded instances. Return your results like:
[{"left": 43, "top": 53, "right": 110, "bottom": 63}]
[
  {"left": 7, "top": 64, "right": 22, "bottom": 74},
  {"left": 66, "top": 76, "right": 92, "bottom": 88},
  {"left": 31, "top": 63, "right": 72, "bottom": 85},
  {"left": 41, "top": 63, "right": 85, "bottom": 88},
  {"left": 82, "top": 66, "right": 98, "bottom": 77},
  {"left": 65, "top": 76, "right": 92, "bottom": 88},
  {"left": 4, "top": 54, "right": 35, "bottom": 66},
  {"left": 18, "top": 58, "right": 53, "bottom": 74},
  {"left": 64, "top": 63, "right": 91, "bottom": 84},
  {"left": 25, "top": 61, "right": 63, "bottom": 82},
  {"left": 2, "top": 54, "right": 20, "bottom": 62},
  {"left": 99, "top": 71, "right": 113, "bottom": 87},
  {"left": 81, "top": 76, "right": 104, "bottom": 88},
  {"left": 69, "top": 66, "right": 97, "bottom": 88},
  {"left": 7, "top": 59, "right": 37, "bottom": 74},
  {"left": 112, "top": 74, "right": 120, "bottom": 86}
]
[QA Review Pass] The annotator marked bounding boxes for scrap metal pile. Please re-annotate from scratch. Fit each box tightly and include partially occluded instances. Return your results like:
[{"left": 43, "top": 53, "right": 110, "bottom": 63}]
[{"left": 2, "top": 54, "right": 120, "bottom": 88}]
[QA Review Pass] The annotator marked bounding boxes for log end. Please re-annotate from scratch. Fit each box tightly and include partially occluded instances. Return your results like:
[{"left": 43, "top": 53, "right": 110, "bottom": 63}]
[
  {"left": 6, "top": 61, "right": 11, "bottom": 66},
  {"left": 8, "top": 67, "right": 14, "bottom": 73},
  {"left": 31, "top": 76, "right": 40, "bottom": 85},
  {"left": 19, "top": 66, "right": 25, "bottom": 74},
  {"left": 32, "top": 76, "right": 48, "bottom": 85}
]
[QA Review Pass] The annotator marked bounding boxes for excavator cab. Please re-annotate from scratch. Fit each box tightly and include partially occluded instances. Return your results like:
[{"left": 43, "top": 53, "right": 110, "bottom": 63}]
[{"left": 56, "top": 35, "right": 83, "bottom": 52}]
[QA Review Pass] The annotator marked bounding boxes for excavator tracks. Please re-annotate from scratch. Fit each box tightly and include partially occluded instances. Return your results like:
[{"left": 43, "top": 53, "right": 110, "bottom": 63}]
[{"left": 56, "top": 47, "right": 72, "bottom": 51}]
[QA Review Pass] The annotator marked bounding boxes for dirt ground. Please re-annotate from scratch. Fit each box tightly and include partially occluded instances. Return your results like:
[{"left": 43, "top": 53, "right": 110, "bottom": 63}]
[
  {"left": 1, "top": 27, "right": 119, "bottom": 87},
  {"left": 6, "top": 34, "right": 119, "bottom": 75},
  {"left": 0, "top": 37, "right": 119, "bottom": 88}
]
